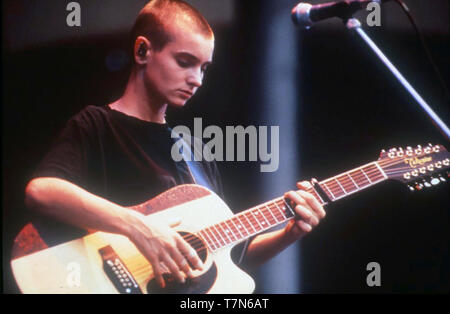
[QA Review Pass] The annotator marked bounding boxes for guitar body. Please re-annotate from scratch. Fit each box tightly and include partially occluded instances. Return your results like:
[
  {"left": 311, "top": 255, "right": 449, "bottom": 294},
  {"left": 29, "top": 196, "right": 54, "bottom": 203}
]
[{"left": 11, "top": 184, "right": 255, "bottom": 294}]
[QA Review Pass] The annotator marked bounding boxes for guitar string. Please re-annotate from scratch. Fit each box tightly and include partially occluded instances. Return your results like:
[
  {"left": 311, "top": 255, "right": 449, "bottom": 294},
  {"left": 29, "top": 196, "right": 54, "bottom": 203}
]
[
  {"left": 135, "top": 156, "right": 443, "bottom": 255},
  {"left": 179, "top": 157, "right": 441, "bottom": 250},
  {"left": 188, "top": 161, "right": 391, "bottom": 248},
  {"left": 168, "top": 200, "right": 288, "bottom": 251},
  {"left": 318, "top": 154, "right": 443, "bottom": 197},
  {"left": 130, "top": 154, "right": 446, "bottom": 274},
  {"left": 178, "top": 199, "right": 298, "bottom": 251},
  {"left": 183, "top": 165, "right": 394, "bottom": 247},
  {"left": 324, "top": 160, "right": 443, "bottom": 196},
  {"left": 179, "top": 155, "right": 445, "bottom": 249}
]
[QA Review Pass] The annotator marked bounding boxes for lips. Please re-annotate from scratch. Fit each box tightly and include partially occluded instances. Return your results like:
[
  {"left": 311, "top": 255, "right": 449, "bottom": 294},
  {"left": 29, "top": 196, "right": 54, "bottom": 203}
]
[{"left": 179, "top": 90, "right": 194, "bottom": 97}]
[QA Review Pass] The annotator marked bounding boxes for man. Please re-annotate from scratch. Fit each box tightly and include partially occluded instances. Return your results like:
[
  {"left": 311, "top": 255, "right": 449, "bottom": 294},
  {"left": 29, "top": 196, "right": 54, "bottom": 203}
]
[{"left": 25, "top": 0, "right": 326, "bottom": 290}]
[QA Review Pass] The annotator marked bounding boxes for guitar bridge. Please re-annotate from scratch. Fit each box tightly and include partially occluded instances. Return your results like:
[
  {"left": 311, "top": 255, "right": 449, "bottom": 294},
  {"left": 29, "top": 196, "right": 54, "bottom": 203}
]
[{"left": 99, "top": 245, "right": 142, "bottom": 294}]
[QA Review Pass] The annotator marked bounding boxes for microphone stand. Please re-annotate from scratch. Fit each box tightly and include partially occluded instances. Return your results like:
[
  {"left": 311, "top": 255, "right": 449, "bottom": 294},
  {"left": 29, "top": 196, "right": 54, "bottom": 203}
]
[{"left": 344, "top": 18, "right": 450, "bottom": 142}]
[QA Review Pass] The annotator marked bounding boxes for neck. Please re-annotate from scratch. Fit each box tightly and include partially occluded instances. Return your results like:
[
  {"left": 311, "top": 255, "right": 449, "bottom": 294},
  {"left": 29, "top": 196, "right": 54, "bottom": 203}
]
[
  {"left": 196, "top": 160, "right": 388, "bottom": 252},
  {"left": 110, "top": 68, "right": 168, "bottom": 124}
]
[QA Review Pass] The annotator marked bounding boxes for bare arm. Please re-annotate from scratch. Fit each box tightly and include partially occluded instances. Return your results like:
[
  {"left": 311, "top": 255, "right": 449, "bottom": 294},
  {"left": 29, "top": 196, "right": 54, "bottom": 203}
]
[
  {"left": 25, "top": 177, "right": 203, "bottom": 287},
  {"left": 241, "top": 181, "right": 327, "bottom": 268}
]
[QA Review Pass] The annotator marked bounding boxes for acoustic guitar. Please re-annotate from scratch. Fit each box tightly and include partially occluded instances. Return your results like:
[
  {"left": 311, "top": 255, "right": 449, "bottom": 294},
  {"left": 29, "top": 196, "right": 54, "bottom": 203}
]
[{"left": 11, "top": 144, "right": 449, "bottom": 294}]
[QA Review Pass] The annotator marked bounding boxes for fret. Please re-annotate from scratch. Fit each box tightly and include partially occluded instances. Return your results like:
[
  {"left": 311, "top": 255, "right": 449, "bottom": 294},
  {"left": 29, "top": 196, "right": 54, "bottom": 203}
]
[
  {"left": 338, "top": 173, "right": 358, "bottom": 190},
  {"left": 321, "top": 183, "right": 336, "bottom": 200},
  {"left": 211, "top": 225, "right": 227, "bottom": 246},
  {"left": 250, "top": 210, "right": 264, "bottom": 230},
  {"left": 241, "top": 213, "right": 257, "bottom": 233},
  {"left": 221, "top": 222, "right": 237, "bottom": 242},
  {"left": 364, "top": 164, "right": 385, "bottom": 182},
  {"left": 310, "top": 188, "right": 326, "bottom": 205},
  {"left": 326, "top": 179, "right": 345, "bottom": 198},
  {"left": 229, "top": 218, "right": 244, "bottom": 238},
  {"left": 204, "top": 227, "right": 221, "bottom": 249},
  {"left": 361, "top": 168, "right": 373, "bottom": 184},
  {"left": 374, "top": 162, "right": 388, "bottom": 179},
  {"left": 256, "top": 208, "right": 272, "bottom": 227},
  {"left": 233, "top": 217, "right": 249, "bottom": 237},
  {"left": 265, "top": 204, "right": 280, "bottom": 223},
  {"left": 334, "top": 177, "right": 348, "bottom": 194},
  {"left": 344, "top": 174, "right": 358, "bottom": 190},
  {"left": 282, "top": 199, "right": 295, "bottom": 217},
  {"left": 216, "top": 223, "right": 232, "bottom": 244},
  {"left": 350, "top": 169, "right": 370, "bottom": 187},
  {"left": 274, "top": 201, "right": 288, "bottom": 220},
  {"left": 226, "top": 220, "right": 241, "bottom": 241},
  {"left": 199, "top": 230, "right": 216, "bottom": 251},
  {"left": 347, "top": 172, "right": 360, "bottom": 188}
]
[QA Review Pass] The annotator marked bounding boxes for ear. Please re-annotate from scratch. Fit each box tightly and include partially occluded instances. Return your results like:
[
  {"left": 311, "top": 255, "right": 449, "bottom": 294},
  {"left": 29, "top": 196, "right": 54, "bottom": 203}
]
[{"left": 134, "top": 36, "right": 151, "bottom": 65}]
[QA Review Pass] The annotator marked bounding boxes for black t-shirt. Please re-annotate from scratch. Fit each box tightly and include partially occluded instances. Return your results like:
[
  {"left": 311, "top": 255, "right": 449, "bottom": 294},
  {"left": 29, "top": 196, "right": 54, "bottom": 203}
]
[
  {"left": 31, "top": 105, "right": 248, "bottom": 265},
  {"left": 33, "top": 105, "right": 224, "bottom": 206}
]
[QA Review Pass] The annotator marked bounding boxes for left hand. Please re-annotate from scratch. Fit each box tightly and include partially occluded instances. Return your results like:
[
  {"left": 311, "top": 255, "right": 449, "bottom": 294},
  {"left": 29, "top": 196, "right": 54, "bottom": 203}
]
[{"left": 283, "top": 181, "right": 326, "bottom": 242}]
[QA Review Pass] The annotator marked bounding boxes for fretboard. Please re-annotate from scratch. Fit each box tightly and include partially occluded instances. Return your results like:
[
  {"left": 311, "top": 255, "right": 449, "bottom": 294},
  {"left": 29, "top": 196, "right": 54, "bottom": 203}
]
[{"left": 196, "top": 161, "right": 388, "bottom": 252}]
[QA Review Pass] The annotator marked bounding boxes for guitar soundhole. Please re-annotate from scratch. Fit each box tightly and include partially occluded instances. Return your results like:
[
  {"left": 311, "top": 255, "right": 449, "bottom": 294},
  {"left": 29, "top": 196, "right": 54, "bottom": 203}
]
[
  {"left": 147, "top": 231, "right": 216, "bottom": 294},
  {"left": 179, "top": 231, "right": 208, "bottom": 264}
]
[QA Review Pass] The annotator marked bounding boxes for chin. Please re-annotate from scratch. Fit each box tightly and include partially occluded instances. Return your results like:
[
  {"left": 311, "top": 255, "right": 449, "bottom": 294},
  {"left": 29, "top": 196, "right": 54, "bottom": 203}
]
[{"left": 168, "top": 98, "right": 189, "bottom": 108}]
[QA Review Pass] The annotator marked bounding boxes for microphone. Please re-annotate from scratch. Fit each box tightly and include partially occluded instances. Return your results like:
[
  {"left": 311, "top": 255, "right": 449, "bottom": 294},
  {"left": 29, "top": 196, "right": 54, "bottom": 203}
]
[{"left": 291, "top": 0, "right": 382, "bottom": 29}]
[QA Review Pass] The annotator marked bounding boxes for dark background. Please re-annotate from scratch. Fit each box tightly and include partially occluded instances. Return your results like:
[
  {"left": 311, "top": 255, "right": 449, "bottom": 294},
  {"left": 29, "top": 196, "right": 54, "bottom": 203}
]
[{"left": 2, "top": 0, "right": 449, "bottom": 293}]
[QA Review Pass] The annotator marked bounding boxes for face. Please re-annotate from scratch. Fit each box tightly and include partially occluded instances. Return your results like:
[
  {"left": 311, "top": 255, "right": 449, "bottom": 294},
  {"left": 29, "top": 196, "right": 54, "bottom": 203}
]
[{"left": 143, "top": 25, "right": 214, "bottom": 107}]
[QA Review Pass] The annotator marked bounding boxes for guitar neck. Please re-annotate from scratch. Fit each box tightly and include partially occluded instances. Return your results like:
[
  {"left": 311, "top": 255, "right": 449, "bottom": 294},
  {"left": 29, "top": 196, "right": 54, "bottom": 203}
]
[{"left": 196, "top": 161, "right": 388, "bottom": 252}]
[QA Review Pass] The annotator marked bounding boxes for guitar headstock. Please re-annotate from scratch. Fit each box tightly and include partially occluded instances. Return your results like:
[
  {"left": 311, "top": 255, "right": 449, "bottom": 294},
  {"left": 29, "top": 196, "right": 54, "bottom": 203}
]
[{"left": 378, "top": 144, "right": 449, "bottom": 191}]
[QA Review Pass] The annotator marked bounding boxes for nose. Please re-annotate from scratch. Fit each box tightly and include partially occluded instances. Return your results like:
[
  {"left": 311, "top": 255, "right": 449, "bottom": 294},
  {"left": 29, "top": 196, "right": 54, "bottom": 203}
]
[{"left": 186, "top": 68, "right": 203, "bottom": 88}]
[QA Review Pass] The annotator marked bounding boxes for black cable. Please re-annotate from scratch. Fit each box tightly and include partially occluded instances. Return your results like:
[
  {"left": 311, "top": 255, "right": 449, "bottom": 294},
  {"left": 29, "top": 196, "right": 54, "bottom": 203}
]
[{"left": 393, "top": 0, "right": 450, "bottom": 104}]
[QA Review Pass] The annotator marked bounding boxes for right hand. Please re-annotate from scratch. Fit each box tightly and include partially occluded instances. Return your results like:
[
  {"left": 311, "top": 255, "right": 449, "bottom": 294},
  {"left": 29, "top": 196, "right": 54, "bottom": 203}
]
[{"left": 125, "top": 211, "right": 204, "bottom": 288}]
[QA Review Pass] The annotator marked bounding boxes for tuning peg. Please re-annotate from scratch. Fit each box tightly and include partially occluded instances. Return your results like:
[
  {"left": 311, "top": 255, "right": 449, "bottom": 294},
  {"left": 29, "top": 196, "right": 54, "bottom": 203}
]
[
  {"left": 407, "top": 184, "right": 415, "bottom": 192},
  {"left": 415, "top": 145, "right": 423, "bottom": 155},
  {"left": 406, "top": 146, "right": 413, "bottom": 156},
  {"left": 439, "top": 175, "right": 446, "bottom": 182}
]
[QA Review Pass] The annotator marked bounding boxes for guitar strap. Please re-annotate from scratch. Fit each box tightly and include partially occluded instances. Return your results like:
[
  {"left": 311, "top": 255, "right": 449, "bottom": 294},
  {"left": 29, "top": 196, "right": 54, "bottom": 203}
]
[{"left": 171, "top": 130, "right": 215, "bottom": 191}]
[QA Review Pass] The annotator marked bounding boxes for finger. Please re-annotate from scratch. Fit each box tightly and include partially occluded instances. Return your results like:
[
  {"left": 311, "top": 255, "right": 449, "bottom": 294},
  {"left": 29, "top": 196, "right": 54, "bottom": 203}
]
[
  {"left": 159, "top": 252, "right": 186, "bottom": 283},
  {"left": 297, "top": 190, "right": 326, "bottom": 219},
  {"left": 176, "top": 237, "right": 204, "bottom": 271},
  {"left": 296, "top": 220, "right": 312, "bottom": 233},
  {"left": 297, "top": 181, "right": 313, "bottom": 190},
  {"left": 284, "top": 190, "right": 307, "bottom": 208},
  {"left": 148, "top": 256, "right": 166, "bottom": 288},
  {"left": 166, "top": 245, "right": 194, "bottom": 278},
  {"left": 295, "top": 205, "right": 319, "bottom": 227}
]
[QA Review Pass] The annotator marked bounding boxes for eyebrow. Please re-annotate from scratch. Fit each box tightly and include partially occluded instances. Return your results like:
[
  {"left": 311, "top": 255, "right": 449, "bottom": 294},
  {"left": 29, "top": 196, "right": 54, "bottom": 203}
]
[{"left": 175, "top": 51, "right": 212, "bottom": 66}]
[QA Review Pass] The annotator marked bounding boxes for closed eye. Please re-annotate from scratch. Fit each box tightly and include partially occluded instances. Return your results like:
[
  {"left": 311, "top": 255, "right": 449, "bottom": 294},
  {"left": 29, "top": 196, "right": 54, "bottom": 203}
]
[{"left": 177, "top": 59, "right": 192, "bottom": 68}]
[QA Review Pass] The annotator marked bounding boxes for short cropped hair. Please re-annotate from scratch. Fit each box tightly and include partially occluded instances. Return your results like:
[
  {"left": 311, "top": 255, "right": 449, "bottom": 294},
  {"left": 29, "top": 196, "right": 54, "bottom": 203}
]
[{"left": 131, "top": 0, "right": 214, "bottom": 52}]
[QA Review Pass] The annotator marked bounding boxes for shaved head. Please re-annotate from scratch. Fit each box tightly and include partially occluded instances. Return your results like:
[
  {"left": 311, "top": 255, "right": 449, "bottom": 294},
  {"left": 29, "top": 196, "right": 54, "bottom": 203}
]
[{"left": 131, "top": 0, "right": 214, "bottom": 53}]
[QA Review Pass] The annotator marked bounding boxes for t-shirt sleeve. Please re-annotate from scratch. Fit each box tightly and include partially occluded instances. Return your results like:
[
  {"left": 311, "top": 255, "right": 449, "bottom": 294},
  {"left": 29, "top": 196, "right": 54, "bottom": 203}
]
[{"left": 32, "top": 115, "right": 91, "bottom": 187}]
